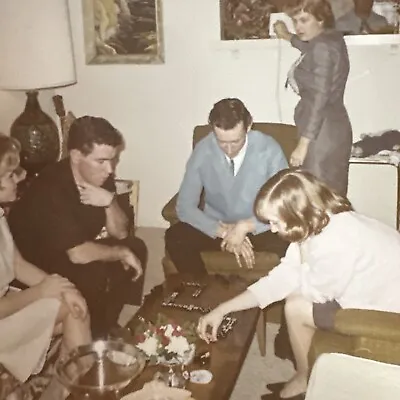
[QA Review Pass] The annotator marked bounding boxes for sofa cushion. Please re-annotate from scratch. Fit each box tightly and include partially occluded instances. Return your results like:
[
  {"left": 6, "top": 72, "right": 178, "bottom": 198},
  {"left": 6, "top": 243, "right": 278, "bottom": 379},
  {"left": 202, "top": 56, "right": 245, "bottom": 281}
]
[{"left": 201, "top": 251, "right": 280, "bottom": 282}]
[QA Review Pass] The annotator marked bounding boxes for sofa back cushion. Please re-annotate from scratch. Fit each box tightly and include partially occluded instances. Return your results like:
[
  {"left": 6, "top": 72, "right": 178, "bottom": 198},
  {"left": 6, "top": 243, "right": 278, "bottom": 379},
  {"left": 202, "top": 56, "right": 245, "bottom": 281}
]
[{"left": 193, "top": 123, "right": 298, "bottom": 162}]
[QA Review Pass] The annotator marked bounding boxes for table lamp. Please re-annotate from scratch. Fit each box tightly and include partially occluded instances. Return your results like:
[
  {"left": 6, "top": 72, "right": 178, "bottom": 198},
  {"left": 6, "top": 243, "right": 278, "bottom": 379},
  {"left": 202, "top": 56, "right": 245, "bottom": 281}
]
[{"left": 0, "top": 0, "right": 76, "bottom": 178}]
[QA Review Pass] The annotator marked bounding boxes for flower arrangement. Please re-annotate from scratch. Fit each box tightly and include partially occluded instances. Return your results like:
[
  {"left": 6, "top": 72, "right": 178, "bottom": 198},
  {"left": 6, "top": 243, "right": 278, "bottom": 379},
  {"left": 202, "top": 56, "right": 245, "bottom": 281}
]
[{"left": 133, "top": 313, "right": 197, "bottom": 365}]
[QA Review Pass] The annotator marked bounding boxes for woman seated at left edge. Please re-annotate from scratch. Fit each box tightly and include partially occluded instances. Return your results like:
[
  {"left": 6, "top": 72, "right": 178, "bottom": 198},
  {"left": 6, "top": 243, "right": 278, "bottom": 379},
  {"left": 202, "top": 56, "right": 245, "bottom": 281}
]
[{"left": 0, "top": 133, "right": 92, "bottom": 399}]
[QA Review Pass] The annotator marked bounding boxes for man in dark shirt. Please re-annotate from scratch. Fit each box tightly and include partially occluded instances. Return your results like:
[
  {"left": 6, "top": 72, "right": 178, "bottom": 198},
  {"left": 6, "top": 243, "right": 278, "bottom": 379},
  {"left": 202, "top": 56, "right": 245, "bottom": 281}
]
[{"left": 8, "top": 116, "right": 147, "bottom": 338}]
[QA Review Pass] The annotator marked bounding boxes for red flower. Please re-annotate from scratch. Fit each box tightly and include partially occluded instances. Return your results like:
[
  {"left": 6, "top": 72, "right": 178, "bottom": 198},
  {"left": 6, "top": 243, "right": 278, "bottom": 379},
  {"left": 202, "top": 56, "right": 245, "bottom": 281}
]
[
  {"left": 143, "top": 326, "right": 153, "bottom": 335},
  {"left": 136, "top": 334, "right": 146, "bottom": 343},
  {"left": 172, "top": 329, "right": 183, "bottom": 337},
  {"left": 161, "top": 336, "right": 170, "bottom": 346}
]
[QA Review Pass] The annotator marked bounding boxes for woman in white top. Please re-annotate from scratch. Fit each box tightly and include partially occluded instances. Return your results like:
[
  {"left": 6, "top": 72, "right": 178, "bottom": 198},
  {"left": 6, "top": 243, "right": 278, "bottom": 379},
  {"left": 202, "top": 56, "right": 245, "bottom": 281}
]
[
  {"left": 198, "top": 168, "right": 400, "bottom": 399},
  {"left": 0, "top": 134, "right": 91, "bottom": 396}
]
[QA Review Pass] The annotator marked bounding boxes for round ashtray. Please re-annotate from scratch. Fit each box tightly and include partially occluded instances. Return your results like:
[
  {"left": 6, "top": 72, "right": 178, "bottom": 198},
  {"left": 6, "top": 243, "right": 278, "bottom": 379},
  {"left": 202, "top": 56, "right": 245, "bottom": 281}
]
[
  {"left": 55, "top": 339, "right": 146, "bottom": 397},
  {"left": 190, "top": 369, "right": 213, "bottom": 384}
]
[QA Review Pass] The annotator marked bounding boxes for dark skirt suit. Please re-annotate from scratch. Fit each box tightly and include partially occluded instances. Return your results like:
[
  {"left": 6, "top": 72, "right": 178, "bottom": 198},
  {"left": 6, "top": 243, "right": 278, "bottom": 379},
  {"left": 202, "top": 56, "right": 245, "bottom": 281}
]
[
  {"left": 291, "top": 30, "right": 353, "bottom": 196},
  {"left": 274, "top": 30, "right": 353, "bottom": 361}
]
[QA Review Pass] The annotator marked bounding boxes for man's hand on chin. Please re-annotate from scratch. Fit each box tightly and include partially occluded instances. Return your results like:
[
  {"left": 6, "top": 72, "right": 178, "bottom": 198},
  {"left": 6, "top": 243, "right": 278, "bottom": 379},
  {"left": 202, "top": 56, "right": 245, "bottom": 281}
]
[{"left": 78, "top": 182, "right": 114, "bottom": 207}]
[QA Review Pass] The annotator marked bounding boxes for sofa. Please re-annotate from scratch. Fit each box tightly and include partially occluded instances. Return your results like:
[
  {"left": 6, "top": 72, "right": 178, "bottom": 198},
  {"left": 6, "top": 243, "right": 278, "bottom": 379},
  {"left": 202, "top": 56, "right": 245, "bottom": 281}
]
[{"left": 162, "top": 122, "right": 400, "bottom": 369}]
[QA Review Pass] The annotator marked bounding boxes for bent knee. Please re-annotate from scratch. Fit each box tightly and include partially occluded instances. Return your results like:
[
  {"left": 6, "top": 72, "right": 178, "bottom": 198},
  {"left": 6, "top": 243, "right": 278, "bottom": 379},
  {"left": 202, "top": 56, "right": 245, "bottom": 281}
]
[
  {"left": 81, "top": 312, "right": 91, "bottom": 327},
  {"left": 165, "top": 224, "right": 179, "bottom": 242},
  {"left": 165, "top": 223, "right": 189, "bottom": 246},
  {"left": 284, "top": 295, "right": 313, "bottom": 318},
  {"left": 58, "top": 302, "right": 91, "bottom": 324}
]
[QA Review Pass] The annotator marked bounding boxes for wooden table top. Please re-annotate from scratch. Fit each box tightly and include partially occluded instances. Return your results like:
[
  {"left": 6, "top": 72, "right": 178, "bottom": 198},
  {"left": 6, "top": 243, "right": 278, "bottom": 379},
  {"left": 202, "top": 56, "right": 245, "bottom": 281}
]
[{"left": 121, "top": 273, "right": 260, "bottom": 400}]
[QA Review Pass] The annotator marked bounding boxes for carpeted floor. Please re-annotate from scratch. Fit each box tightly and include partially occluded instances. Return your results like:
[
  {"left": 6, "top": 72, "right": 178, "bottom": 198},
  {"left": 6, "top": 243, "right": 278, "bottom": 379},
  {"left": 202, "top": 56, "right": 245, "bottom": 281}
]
[
  {"left": 230, "top": 323, "right": 295, "bottom": 399},
  {"left": 119, "top": 227, "right": 294, "bottom": 399}
]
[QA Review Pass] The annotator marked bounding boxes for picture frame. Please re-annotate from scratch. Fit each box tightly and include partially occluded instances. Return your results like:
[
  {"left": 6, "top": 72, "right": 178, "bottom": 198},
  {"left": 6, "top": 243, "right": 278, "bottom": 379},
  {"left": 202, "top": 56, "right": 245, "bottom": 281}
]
[
  {"left": 82, "top": 0, "right": 164, "bottom": 65},
  {"left": 220, "top": 0, "right": 400, "bottom": 41}
]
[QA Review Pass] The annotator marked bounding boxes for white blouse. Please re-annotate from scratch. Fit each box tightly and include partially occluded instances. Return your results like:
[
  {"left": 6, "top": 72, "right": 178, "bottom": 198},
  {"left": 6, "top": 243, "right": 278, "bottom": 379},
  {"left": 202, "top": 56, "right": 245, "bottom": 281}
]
[
  {"left": 0, "top": 207, "right": 60, "bottom": 382},
  {"left": 248, "top": 211, "right": 400, "bottom": 313},
  {"left": 0, "top": 208, "right": 15, "bottom": 298},
  {"left": 286, "top": 54, "right": 305, "bottom": 95}
]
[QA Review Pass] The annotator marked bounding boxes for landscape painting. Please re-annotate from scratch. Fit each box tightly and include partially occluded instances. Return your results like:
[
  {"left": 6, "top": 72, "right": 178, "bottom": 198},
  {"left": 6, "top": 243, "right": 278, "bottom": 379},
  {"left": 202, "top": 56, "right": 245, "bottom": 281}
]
[{"left": 82, "top": 0, "right": 164, "bottom": 64}]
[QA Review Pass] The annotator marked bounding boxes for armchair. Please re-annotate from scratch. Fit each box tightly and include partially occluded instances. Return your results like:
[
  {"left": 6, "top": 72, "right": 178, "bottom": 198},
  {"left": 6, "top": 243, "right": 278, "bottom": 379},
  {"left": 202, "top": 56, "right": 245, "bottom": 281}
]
[
  {"left": 162, "top": 122, "right": 400, "bottom": 370},
  {"left": 310, "top": 308, "right": 400, "bottom": 368}
]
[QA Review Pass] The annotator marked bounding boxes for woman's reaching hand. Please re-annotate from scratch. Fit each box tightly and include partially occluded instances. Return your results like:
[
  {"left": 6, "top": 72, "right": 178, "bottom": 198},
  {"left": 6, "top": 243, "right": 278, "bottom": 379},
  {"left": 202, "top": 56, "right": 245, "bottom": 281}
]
[
  {"left": 197, "top": 308, "right": 225, "bottom": 343},
  {"left": 273, "top": 21, "right": 292, "bottom": 41}
]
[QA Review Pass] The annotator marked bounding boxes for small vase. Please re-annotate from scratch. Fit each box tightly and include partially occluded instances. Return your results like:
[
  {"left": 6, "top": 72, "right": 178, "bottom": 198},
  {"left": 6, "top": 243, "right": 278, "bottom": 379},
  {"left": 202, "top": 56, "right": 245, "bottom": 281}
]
[
  {"left": 154, "top": 344, "right": 195, "bottom": 388},
  {"left": 155, "top": 363, "right": 190, "bottom": 389}
]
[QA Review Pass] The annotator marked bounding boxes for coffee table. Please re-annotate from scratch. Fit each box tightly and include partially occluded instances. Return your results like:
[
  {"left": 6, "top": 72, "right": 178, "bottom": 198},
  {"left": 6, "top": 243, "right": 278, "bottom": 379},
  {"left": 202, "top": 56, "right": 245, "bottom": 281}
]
[{"left": 121, "top": 273, "right": 260, "bottom": 400}]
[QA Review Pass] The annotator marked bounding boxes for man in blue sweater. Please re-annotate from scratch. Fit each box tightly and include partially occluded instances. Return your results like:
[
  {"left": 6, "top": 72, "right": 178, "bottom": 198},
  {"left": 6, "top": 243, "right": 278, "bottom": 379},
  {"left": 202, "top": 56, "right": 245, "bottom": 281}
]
[{"left": 165, "top": 98, "right": 289, "bottom": 276}]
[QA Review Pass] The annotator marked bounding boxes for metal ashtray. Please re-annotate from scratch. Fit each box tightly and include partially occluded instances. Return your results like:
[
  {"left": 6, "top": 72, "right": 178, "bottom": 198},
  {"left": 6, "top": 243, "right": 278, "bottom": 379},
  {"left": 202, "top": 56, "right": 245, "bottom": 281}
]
[{"left": 55, "top": 339, "right": 146, "bottom": 398}]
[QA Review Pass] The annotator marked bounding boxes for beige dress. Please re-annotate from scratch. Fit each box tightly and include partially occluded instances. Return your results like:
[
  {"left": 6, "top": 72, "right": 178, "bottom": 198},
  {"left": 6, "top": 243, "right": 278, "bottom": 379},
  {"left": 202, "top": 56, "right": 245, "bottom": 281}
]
[{"left": 0, "top": 208, "right": 60, "bottom": 382}]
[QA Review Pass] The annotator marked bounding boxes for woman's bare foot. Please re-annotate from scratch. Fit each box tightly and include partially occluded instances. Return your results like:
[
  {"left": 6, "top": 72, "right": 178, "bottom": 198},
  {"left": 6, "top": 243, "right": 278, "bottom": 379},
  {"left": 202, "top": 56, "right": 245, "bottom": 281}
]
[{"left": 280, "top": 372, "right": 307, "bottom": 398}]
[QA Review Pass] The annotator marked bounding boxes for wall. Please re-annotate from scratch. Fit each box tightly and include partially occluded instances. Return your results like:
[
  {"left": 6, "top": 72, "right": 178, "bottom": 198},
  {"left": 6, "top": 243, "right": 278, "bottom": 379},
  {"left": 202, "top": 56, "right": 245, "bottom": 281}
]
[{"left": 1, "top": 0, "right": 400, "bottom": 227}]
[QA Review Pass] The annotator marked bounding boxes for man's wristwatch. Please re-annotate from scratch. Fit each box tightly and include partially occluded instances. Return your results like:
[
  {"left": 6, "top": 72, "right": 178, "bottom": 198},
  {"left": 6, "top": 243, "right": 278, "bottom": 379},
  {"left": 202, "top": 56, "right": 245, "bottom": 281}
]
[{"left": 106, "top": 192, "right": 116, "bottom": 208}]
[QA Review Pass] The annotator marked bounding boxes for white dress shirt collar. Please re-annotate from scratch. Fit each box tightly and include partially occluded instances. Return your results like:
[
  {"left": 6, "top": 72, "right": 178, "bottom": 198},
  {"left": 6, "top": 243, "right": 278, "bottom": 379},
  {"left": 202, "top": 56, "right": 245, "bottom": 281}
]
[{"left": 225, "top": 135, "right": 248, "bottom": 176}]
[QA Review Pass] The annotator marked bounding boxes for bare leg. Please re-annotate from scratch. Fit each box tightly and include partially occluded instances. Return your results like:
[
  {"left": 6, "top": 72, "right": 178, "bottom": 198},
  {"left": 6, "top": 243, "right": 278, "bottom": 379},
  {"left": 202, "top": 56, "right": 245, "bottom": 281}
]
[
  {"left": 61, "top": 311, "right": 92, "bottom": 355},
  {"left": 280, "top": 295, "right": 315, "bottom": 399},
  {"left": 55, "top": 303, "right": 92, "bottom": 357},
  {"left": 40, "top": 305, "right": 91, "bottom": 400}
]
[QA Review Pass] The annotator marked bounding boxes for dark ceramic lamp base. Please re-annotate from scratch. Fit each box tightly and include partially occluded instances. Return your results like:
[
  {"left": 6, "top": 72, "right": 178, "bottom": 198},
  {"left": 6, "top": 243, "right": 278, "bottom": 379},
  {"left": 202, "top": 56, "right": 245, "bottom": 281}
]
[{"left": 10, "top": 91, "right": 60, "bottom": 178}]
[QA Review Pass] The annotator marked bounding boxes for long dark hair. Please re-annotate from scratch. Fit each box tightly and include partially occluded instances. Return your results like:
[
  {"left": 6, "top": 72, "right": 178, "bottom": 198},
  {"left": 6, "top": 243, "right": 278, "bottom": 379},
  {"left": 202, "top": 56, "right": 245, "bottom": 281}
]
[{"left": 284, "top": 0, "right": 335, "bottom": 29}]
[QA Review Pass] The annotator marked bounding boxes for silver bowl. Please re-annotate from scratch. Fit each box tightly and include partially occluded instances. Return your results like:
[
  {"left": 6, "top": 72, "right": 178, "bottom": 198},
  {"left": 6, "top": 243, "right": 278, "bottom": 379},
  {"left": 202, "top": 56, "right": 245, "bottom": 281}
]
[{"left": 55, "top": 339, "right": 146, "bottom": 398}]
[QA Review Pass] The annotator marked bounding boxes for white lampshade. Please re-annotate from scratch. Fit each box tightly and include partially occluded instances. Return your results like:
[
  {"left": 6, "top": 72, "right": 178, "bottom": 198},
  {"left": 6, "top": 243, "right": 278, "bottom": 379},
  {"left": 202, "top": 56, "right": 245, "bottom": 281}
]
[{"left": 0, "top": 0, "right": 76, "bottom": 90}]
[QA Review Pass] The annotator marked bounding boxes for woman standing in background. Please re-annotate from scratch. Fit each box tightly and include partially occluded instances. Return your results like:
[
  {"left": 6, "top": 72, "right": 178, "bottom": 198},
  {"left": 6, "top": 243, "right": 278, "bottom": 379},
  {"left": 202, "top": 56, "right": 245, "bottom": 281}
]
[{"left": 274, "top": 0, "right": 352, "bottom": 195}]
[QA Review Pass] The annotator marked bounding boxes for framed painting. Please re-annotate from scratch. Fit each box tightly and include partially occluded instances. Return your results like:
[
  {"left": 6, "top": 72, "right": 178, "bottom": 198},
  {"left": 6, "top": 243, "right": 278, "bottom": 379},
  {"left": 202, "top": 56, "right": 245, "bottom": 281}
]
[
  {"left": 220, "top": 0, "right": 400, "bottom": 41},
  {"left": 82, "top": 0, "right": 164, "bottom": 64}
]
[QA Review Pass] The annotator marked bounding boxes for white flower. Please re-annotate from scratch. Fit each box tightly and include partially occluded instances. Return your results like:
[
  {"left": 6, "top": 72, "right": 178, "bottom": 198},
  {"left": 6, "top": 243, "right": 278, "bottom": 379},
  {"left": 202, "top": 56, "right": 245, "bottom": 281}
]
[
  {"left": 165, "top": 336, "right": 190, "bottom": 357},
  {"left": 136, "top": 336, "right": 158, "bottom": 356},
  {"left": 164, "top": 324, "right": 174, "bottom": 338}
]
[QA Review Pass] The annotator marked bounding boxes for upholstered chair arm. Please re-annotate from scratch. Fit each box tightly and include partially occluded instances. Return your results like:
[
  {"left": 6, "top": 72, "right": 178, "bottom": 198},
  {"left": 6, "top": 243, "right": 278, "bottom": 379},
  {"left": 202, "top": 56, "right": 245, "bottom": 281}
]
[
  {"left": 162, "top": 193, "right": 179, "bottom": 226},
  {"left": 334, "top": 309, "right": 400, "bottom": 341}
]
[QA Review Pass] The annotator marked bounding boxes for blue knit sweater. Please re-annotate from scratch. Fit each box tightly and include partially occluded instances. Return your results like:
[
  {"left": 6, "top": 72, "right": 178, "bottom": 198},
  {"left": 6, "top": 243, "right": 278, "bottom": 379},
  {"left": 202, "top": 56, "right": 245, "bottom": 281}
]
[{"left": 176, "top": 130, "right": 288, "bottom": 238}]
